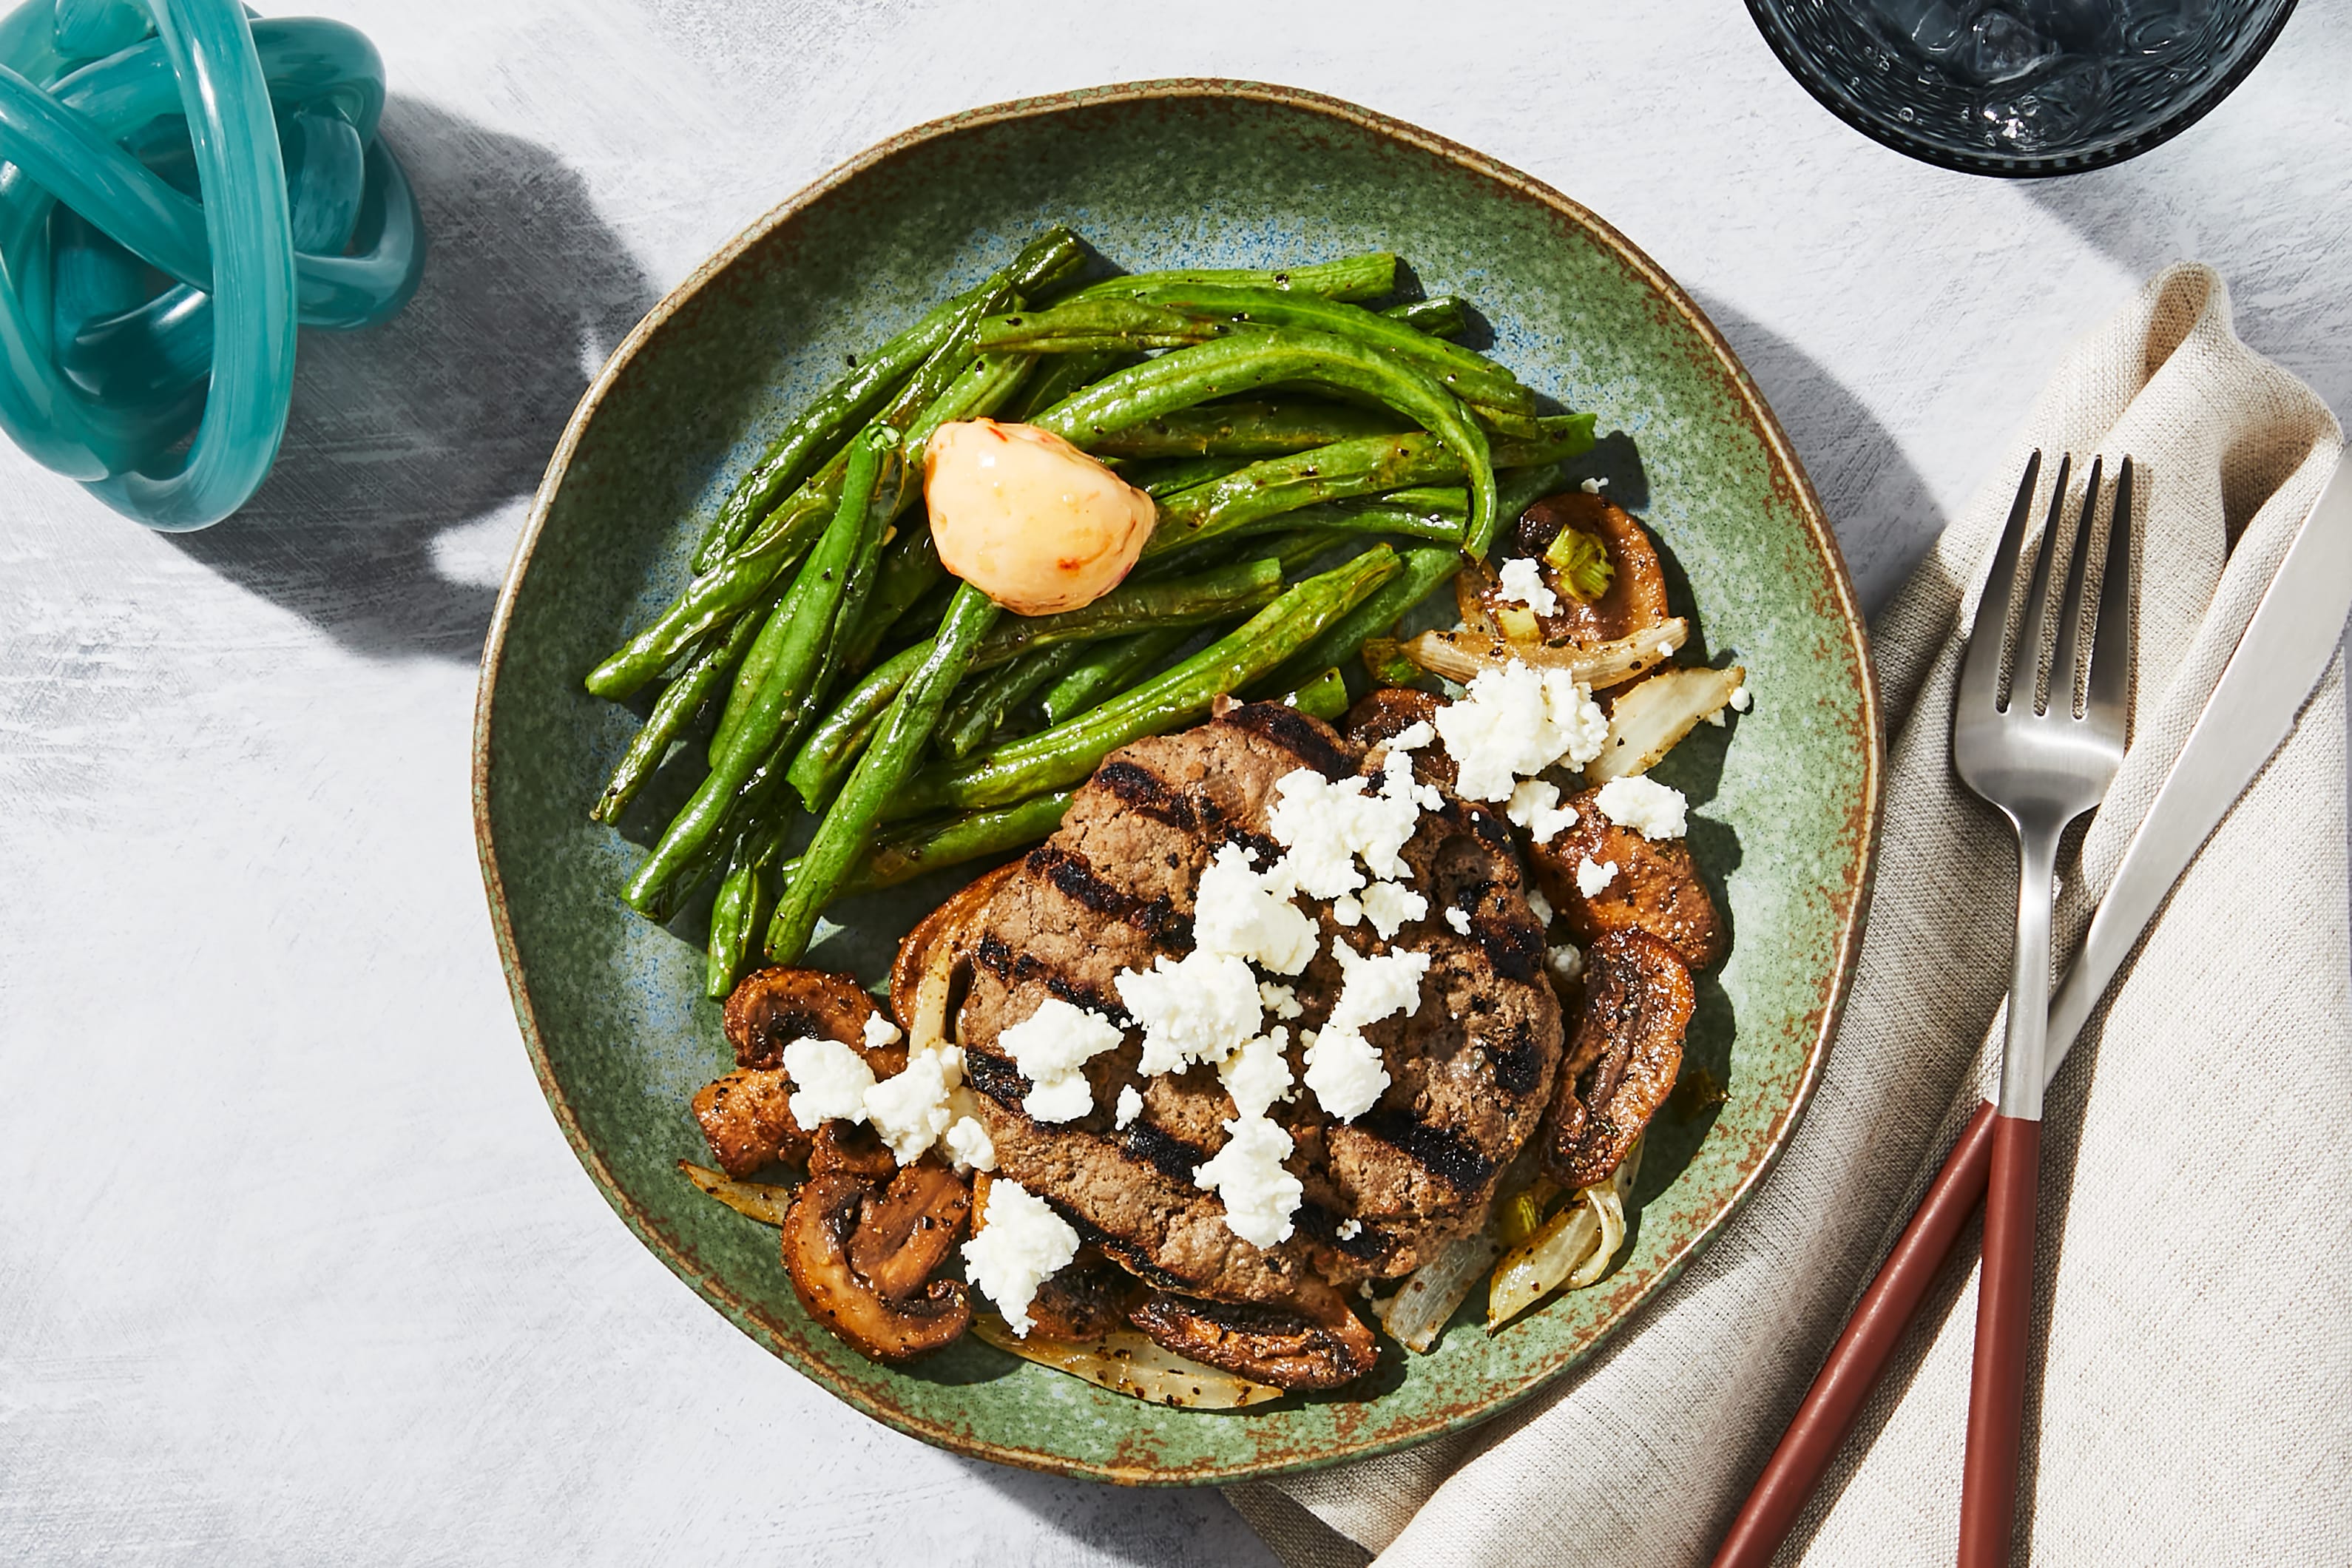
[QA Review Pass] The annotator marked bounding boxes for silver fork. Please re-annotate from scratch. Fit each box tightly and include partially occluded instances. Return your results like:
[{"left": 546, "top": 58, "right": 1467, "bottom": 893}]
[{"left": 1951, "top": 450, "right": 2134, "bottom": 1566}]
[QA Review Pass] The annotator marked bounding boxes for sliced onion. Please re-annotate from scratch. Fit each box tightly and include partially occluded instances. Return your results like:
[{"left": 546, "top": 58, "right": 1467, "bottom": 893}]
[
  {"left": 970, "top": 1314, "right": 1285, "bottom": 1409},
  {"left": 678, "top": 1160, "right": 797, "bottom": 1226},
  {"left": 1375, "top": 1229, "right": 1502, "bottom": 1354},
  {"left": 1401, "top": 618, "right": 1688, "bottom": 689},
  {"left": 1586, "top": 664, "right": 1746, "bottom": 783},
  {"left": 1484, "top": 1140, "right": 1643, "bottom": 1332}
]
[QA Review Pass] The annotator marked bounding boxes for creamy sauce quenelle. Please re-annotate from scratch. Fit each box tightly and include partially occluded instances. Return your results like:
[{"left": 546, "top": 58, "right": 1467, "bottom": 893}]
[{"left": 922, "top": 419, "right": 1155, "bottom": 615}]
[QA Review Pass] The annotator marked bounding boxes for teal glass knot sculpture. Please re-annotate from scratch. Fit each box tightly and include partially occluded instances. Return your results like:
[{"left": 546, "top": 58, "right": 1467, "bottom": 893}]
[{"left": 0, "top": 0, "right": 424, "bottom": 529}]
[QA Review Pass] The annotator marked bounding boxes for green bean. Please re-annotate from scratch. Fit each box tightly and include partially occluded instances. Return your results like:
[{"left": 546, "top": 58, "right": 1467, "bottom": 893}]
[
  {"left": 1282, "top": 666, "right": 1349, "bottom": 722},
  {"left": 1083, "top": 400, "right": 1410, "bottom": 461},
  {"left": 1027, "top": 328, "right": 1497, "bottom": 560},
  {"left": 768, "top": 584, "right": 1002, "bottom": 963},
  {"left": 1067, "top": 251, "right": 1397, "bottom": 305},
  {"left": 1257, "top": 545, "right": 1462, "bottom": 700},
  {"left": 851, "top": 791, "right": 1073, "bottom": 893},
  {"left": 935, "top": 642, "right": 1088, "bottom": 761},
  {"left": 590, "top": 610, "right": 760, "bottom": 825},
  {"left": 888, "top": 547, "right": 1398, "bottom": 819},
  {"left": 624, "top": 432, "right": 893, "bottom": 914},
  {"left": 1126, "top": 453, "right": 1257, "bottom": 497},
  {"left": 687, "top": 228, "right": 1082, "bottom": 572},
  {"left": 1382, "top": 296, "right": 1469, "bottom": 337},
  {"left": 1001, "top": 283, "right": 1534, "bottom": 416},
  {"left": 787, "top": 640, "right": 927, "bottom": 809},
  {"left": 1006, "top": 349, "right": 1132, "bottom": 423},
  {"left": 1251, "top": 498, "right": 1466, "bottom": 547},
  {"left": 837, "top": 524, "right": 940, "bottom": 674},
  {"left": 974, "top": 555, "right": 1283, "bottom": 664},
  {"left": 705, "top": 825, "right": 781, "bottom": 997},
  {"left": 1035, "top": 625, "right": 1190, "bottom": 726},
  {"left": 585, "top": 344, "right": 1030, "bottom": 702}
]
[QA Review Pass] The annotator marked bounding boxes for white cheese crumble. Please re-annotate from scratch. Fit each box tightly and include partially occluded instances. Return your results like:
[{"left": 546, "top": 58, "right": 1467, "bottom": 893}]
[
  {"left": 1444, "top": 905, "right": 1472, "bottom": 935},
  {"left": 1496, "top": 555, "right": 1559, "bottom": 616},
  {"left": 1336, "top": 1217, "right": 1362, "bottom": 1240},
  {"left": 782, "top": 1037, "right": 876, "bottom": 1131},
  {"left": 1359, "top": 880, "right": 1428, "bottom": 939},
  {"left": 1527, "top": 885, "right": 1554, "bottom": 927},
  {"left": 1504, "top": 777, "right": 1581, "bottom": 845},
  {"left": 1433, "top": 662, "right": 1609, "bottom": 801},
  {"left": 862, "top": 1012, "right": 903, "bottom": 1052},
  {"left": 1192, "top": 1115, "right": 1303, "bottom": 1249},
  {"left": 1113, "top": 1084, "right": 1144, "bottom": 1129},
  {"left": 1264, "top": 766, "right": 1423, "bottom": 897},
  {"left": 944, "top": 1114, "right": 996, "bottom": 1174},
  {"left": 1380, "top": 744, "right": 1443, "bottom": 811},
  {"left": 1580, "top": 476, "right": 1608, "bottom": 494},
  {"left": 961, "top": 1178, "right": 1080, "bottom": 1336},
  {"left": 1576, "top": 856, "right": 1619, "bottom": 897},
  {"left": 997, "top": 997, "right": 1123, "bottom": 1123},
  {"left": 1259, "top": 980, "right": 1304, "bottom": 1020},
  {"left": 1115, "top": 948, "right": 1264, "bottom": 1075},
  {"left": 1594, "top": 774, "right": 1689, "bottom": 840},
  {"left": 1192, "top": 842, "right": 1317, "bottom": 975},
  {"left": 1304, "top": 939, "right": 1431, "bottom": 1121},
  {"left": 1386, "top": 720, "right": 1435, "bottom": 753},
  {"left": 1729, "top": 682, "right": 1751, "bottom": 712},
  {"left": 1331, "top": 893, "right": 1362, "bottom": 927},
  {"left": 865, "top": 1044, "right": 963, "bottom": 1163},
  {"left": 1219, "top": 1027, "right": 1294, "bottom": 1119},
  {"left": 1655, "top": 641, "right": 1674, "bottom": 660},
  {"left": 1547, "top": 943, "right": 1586, "bottom": 986}
]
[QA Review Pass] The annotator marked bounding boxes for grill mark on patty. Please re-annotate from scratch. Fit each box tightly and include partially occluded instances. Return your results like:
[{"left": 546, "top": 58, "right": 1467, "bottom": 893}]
[
  {"left": 1357, "top": 1106, "right": 1498, "bottom": 1192},
  {"left": 964, "top": 1047, "right": 1028, "bottom": 1109},
  {"left": 1026, "top": 842, "right": 1186, "bottom": 940},
  {"left": 1493, "top": 1016, "right": 1547, "bottom": 1095},
  {"left": 975, "top": 933, "right": 1135, "bottom": 1025},
  {"left": 1122, "top": 1118, "right": 1212, "bottom": 1183},
  {"left": 1216, "top": 702, "right": 1356, "bottom": 780},
  {"left": 1292, "top": 1200, "right": 1387, "bottom": 1259},
  {"left": 1095, "top": 758, "right": 1283, "bottom": 862}
]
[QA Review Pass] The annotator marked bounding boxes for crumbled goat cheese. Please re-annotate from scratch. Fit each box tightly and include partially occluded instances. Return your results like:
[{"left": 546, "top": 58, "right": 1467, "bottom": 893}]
[
  {"left": 1527, "top": 885, "right": 1554, "bottom": 927},
  {"left": 1729, "top": 683, "right": 1751, "bottom": 712},
  {"left": 1594, "top": 774, "right": 1689, "bottom": 840},
  {"left": 1655, "top": 641, "right": 1674, "bottom": 660},
  {"left": 1380, "top": 744, "right": 1443, "bottom": 811},
  {"left": 1219, "top": 1028, "right": 1294, "bottom": 1120},
  {"left": 1113, "top": 1084, "right": 1144, "bottom": 1129},
  {"left": 865, "top": 1043, "right": 964, "bottom": 1163},
  {"left": 1580, "top": 476, "right": 1608, "bottom": 494},
  {"left": 782, "top": 1037, "right": 876, "bottom": 1130},
  {"left": 1704, "top": 709, "right": 1726, "bottom": 727},
  {"left": 1387, "top": 720, "right": 1436, "bottom": 753},
  {"left": 1444, "top": 905, "right": 1472, "bottom": 935},
  {"left": 1259, "top": 980, "right": 1304, "bottom": 1021},
  {"left": 962, "top": 1178, "right": 1081, "bottom": 1336},
  {"left": 1433, "top": 662, "right": 1609, "bottom": 801},
  {"left": 1115, "top": 948, "right": 1264, "bottom": 1075},
  {"left": 944, "top": 1114, "right": 996, "bottom": 1174},
  {"left": 1336, "top": 1217, "right": 1363, "bottom": 1240},
  {"left": 1193, "top": 1115, "right": 1303, "bottom": 1248},
  {"left": 862, "top": 1012, "right": 902, "bottom": 1052},
  {"left": 1505, "top": 777, "right": 1581, "bottom": 845},
  {"left": 1264, "top": 766, "right": 1424, "bottom": 897},
  {"left": 1331, "top": 893, "right": 1363, "bottom": 927},
  {"left": 1576, "top": 856, "right": 1619, "bottom": 896},
  {"left": 1497, "top": 555, "right": 1559, "bottom": 616},
  {"left": 1192, "top": 842, "right": 1318, "bottom": 975},
  {"left": 1304, "top": 939, "right": 1431, "bottom": 1121},
  {"left": 1359, "top": 880, "right": 1428, "bottom": 939},
  {"left": 998, "top": 997, "right": 1123, "bottom": 1123},
  {"left": 1548, "top": 943, "right": 1586, "bottom": 986}
]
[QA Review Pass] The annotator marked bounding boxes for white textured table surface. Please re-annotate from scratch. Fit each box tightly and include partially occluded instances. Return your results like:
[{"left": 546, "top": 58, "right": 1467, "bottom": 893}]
[{"left": 4, "top": 4, "right": 2348, "bottom": 1563}]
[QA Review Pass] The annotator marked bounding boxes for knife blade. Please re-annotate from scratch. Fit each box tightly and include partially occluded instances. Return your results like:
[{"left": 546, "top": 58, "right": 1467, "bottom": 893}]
[{"left": 2042, "top": 444, "right": 2352, "bottom": 1081}]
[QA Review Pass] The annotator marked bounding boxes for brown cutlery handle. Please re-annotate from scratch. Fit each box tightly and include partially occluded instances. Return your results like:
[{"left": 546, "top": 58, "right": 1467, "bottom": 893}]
[
  {"left": 1712, "top": 1102, "right": 1999, "bottom": 1568},
  {"left": 1958, "top": 1113, "right": 2043, "bottom": 1567}
]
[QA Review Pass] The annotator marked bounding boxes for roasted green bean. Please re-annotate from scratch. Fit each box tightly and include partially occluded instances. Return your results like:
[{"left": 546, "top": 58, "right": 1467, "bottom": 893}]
[{"left": 590, "top": 610, "right": 759, "bottom": 825}]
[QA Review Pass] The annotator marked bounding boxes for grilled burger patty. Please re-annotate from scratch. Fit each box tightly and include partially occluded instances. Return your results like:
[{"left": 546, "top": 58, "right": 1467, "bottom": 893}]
[{"left": 956, "top": 701, "right": 1563, "bottom": 1306}]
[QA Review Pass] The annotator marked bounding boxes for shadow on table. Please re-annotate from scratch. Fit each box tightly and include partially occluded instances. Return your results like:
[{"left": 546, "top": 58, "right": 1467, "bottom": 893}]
[
  {"left": 1689, "top": 291, "right": 1948, "bottom": 616},
  {"left": 167, "top": 99, "right": 660, "bottom": 663},
  {"left": 959, "top": 1459, "right": 1281, "bottom": 1568}
]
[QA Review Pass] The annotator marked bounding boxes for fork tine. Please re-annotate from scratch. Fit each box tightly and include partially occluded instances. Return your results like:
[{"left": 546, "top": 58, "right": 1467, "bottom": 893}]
[
  {"left": 2084, "top": 455, "right": 2135, "bottom": 726},
  {"left": 2047, "top": 456, "right": 2104, "bottom": 716},
  {"left": 2007, "top": 452, "right": 2072, "bottom": 712},
  {"left": 1958, "top": 450, "right": 2044, "bottom": 714}
]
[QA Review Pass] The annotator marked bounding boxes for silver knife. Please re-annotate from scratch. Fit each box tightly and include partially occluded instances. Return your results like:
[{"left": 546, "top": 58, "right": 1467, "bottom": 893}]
[{"left": 2042, "top": 445, "right": 2352, "bottom": 1080}]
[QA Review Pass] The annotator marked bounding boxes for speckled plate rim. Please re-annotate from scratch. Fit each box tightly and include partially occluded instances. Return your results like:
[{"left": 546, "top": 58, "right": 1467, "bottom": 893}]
[{"left": 472, "top": 78, "right": 1885, "bottom": 1486}]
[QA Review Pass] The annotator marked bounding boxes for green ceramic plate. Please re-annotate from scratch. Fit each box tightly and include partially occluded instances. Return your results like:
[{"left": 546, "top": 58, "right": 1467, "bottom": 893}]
[{"left": 474, "top": 81, "right": 1880, "bottom": 1486}]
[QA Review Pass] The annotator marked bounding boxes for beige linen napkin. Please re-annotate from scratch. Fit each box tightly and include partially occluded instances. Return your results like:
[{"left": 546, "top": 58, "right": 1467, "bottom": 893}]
[{"left": 1230, "top": 264, "right": 2350, "bottom": 1566}]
